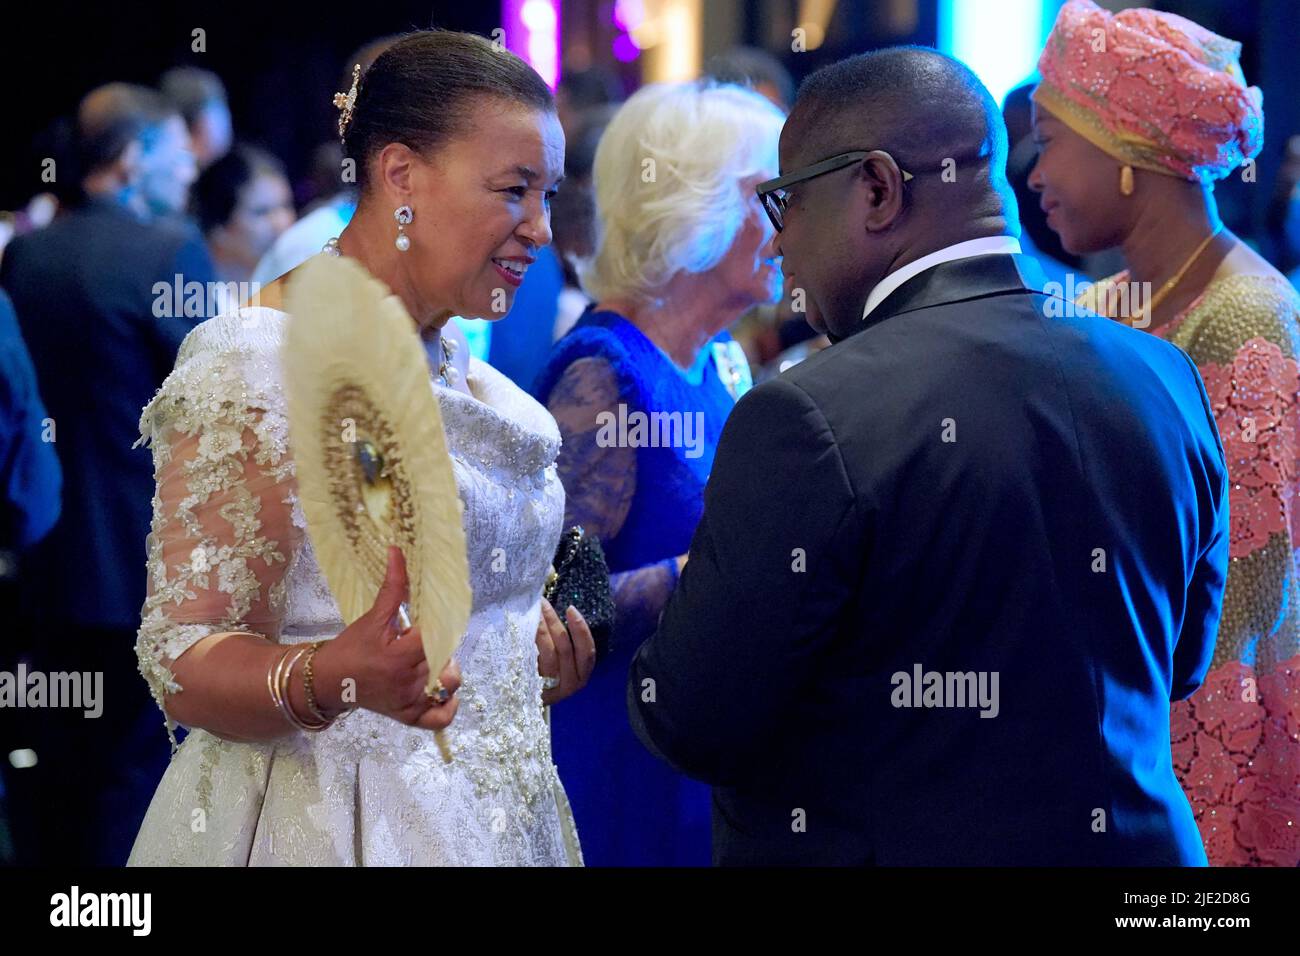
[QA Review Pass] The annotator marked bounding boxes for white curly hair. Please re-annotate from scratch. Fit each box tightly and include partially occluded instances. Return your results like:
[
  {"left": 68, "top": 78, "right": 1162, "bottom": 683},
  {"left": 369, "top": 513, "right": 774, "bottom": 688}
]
[{"left": 578, "top": 81, "right": 785, "bottom": 304}]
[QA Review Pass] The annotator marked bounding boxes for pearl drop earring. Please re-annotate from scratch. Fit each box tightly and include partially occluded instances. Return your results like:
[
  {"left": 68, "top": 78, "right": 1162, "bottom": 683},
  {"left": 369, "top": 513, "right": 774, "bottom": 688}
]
[{"left": 394, "top": 205, "right": 413, "bottom": 251}]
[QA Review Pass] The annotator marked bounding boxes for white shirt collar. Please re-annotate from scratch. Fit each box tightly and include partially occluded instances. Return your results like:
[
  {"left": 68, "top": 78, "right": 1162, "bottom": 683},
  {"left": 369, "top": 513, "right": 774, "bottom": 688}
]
[{"left": 861, "top": 236, "right": 1022, "bottom": 320}]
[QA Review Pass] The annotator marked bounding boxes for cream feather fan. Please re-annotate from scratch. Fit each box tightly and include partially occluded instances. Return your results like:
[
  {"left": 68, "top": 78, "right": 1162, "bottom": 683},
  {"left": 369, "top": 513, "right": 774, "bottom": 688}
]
[{"left": 283, "top": 254, "right": 472, "bottom": 687}]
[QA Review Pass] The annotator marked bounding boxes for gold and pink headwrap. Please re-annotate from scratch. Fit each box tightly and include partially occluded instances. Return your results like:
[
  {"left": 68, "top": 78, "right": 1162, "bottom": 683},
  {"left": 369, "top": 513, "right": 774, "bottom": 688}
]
[{"left": 1033, "top": 0, "right": 1263, "bottom": 184}]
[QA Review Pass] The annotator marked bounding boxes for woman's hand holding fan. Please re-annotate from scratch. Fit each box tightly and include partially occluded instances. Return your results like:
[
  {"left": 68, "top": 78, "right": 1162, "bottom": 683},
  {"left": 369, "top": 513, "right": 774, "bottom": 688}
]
[
  {"left": 312, "top": 546, "right": 461, "bottom": 731},
  {"left": 283, "top": 255, "right": 475, "bottom": 763}
]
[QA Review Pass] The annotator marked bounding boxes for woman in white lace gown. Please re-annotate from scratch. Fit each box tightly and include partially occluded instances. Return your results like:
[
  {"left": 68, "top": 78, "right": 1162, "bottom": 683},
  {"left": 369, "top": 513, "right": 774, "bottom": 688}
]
[{"left": 127, "top": 31, "right": 590, "bottom": 866}]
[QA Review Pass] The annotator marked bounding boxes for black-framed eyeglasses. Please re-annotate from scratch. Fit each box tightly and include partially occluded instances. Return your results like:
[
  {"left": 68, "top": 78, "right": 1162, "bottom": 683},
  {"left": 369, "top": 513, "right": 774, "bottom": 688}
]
[{"left": 755, "top": 150, "right": 913, "bottom": 232}]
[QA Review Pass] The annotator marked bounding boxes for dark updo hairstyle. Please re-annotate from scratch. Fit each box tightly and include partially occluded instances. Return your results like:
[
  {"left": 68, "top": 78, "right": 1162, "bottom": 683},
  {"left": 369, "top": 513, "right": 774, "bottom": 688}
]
[
  {"left": 195, "top": 144, "right": 286, "bottom": 232},
  {"left": 342, "top": 30, "right": 555, "bottom": 192}
]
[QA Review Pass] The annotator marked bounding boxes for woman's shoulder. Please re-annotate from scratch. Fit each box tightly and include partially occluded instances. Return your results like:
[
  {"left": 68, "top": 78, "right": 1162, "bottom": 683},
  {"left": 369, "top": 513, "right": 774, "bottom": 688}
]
[
  {"left": 554, "top": 310, "right": 639, "bottom": 359},
  {"left": 1195, "top": 270, "right": 1299, "bottom": 318},
  {"left": 141, "top": 308, "right": 289, "bottom": 440},
  {"left": 1073, "top": 269, "right": 1128, "bottom": 311},
  {"left": 457, "top": 357, "right": 561, "bottom": 473},
  {"left": 465, "top": 356, "right": 560, "bottom": 440},
  {"left": 541, "top": 309, "right": 662, "bottom": 397},
  {"left": 533, "top": 313, "right": 624, "bottom": 395},
  {"left": 175, "top": 307, "right": 289, "bottom": 364},
  {"left": 1181, "top": 271, "right": 1300, "bottom": 361}
]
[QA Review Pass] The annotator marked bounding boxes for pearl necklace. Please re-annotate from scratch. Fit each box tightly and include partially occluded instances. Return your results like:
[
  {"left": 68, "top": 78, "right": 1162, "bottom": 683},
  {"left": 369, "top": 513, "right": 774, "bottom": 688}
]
[{"left": 322, "top": 237, "right": 459, "bottom": 386}]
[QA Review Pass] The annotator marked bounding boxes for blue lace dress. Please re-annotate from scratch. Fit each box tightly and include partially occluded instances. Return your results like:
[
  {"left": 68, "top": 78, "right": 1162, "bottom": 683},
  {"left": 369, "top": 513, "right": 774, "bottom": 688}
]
[{"left": 533, "top": 307, "right": 751, "bottom": 865}]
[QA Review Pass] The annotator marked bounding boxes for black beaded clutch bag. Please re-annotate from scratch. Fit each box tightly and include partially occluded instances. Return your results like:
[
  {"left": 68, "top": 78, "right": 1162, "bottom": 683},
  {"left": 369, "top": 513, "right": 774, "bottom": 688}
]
[{"left": 543, "top": 526, "right": 615, "bottom": 662}]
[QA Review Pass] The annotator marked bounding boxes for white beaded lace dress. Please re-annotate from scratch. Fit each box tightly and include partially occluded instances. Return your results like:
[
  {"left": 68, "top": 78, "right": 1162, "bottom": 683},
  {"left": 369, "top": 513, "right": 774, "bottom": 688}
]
[{"left": 126, "top": 305, "right": 583, "bottom": 866}]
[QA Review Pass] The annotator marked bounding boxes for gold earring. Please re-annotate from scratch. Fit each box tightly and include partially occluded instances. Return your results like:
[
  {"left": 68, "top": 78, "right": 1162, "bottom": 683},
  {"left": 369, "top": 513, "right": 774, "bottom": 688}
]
[{"left": 1120, "top": 165, "right": 1135, "bottom": 197}]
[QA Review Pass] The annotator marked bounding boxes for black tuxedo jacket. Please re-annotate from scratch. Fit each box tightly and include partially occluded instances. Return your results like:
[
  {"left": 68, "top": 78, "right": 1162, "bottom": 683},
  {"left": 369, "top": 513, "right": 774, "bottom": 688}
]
[
  {"left": 628, "top": 253, "right": 1227, "bottom": 866},
  {"left": 1, "top": 197, "right": 214, "bottom": 628}
]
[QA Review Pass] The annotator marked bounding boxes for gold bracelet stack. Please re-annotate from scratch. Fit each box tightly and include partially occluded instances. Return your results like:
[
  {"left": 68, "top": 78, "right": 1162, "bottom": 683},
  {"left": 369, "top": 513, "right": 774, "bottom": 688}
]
[
  {"left": 267, "top": 646, "right": 332, "bottom": 732},
  {"left": 301, "top": 640, "right": 334, "bottom": 724}
]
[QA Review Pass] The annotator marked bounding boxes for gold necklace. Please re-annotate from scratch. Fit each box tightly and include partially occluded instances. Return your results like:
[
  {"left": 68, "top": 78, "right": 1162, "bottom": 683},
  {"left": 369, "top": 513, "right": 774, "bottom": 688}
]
[{"left": 1133, "top": 224, "right": 1223, "bottom": 323}]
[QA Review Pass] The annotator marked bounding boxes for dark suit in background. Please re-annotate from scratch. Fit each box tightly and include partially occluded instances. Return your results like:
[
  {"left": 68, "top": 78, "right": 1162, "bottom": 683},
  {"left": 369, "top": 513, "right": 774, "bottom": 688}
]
[
  {"left": 0, "top": 287, "right": 62, "bottom": 865},
  {"left": 629, "top": 254, "right": 1228, "bottom": 865},
  {"left": 0, "top": 195, "right": 214, "bottom": 864},
  {"left": 0, "top": 288, "right": 60, "bottom": 552}
]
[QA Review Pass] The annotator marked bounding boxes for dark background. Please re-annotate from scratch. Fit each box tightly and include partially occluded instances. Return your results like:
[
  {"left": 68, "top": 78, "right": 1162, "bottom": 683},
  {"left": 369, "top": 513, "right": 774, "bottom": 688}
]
[
  {"left": 3, "top": 1, "right": 1297, "bottom": 251},
  {"left": 3, "top": 1, "right": 500, "bottom": 209}
]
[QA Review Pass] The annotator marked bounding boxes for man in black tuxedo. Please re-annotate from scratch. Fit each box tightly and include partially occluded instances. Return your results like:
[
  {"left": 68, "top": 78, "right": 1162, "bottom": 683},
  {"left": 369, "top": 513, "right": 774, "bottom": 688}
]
[
  {"left": 627, "top": 48, "right": 1227, "bottom": 865},
  {"left": 0, "top": 83, "right": 213, "bottom": 864}
]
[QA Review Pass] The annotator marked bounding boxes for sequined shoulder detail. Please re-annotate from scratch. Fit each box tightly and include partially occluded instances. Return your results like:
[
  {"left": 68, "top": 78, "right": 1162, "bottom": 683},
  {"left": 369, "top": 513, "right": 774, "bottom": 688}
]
[
  {"left": 142, "top": 308, "right": 290, "bottom": 438},
  {"left": 1169, "top": 273, "right": 1300, "bottom": 364},
  {"left": 436, "top": 357, "right": 561, "bottom": 481}
]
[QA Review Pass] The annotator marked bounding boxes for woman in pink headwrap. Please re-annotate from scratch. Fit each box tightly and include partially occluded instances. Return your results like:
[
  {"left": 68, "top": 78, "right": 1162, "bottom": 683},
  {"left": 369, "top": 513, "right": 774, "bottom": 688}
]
[{"left": 1030, "top": 0, "right": 1300, "bottom": 867}]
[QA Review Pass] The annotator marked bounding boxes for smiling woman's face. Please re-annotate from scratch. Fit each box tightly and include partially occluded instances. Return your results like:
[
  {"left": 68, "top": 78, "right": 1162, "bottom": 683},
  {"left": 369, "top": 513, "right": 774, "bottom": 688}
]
[
  {"left": 1028, "top": 103, "right": 1129, "bottom": 255},
  {"left": 404, "top": 98, "right": 566, "bottom": 320}
]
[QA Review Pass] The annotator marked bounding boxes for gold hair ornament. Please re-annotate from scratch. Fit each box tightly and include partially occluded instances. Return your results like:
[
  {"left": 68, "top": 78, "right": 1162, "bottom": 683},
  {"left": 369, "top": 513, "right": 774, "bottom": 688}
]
[{"left": 332, "top": 63, "right": 362, "bottom": 142}]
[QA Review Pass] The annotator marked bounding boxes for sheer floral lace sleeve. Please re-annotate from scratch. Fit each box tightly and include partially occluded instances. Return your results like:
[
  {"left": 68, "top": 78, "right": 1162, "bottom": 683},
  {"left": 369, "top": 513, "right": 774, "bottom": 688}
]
[
  {"left": 546, "top": 356, "right": 679, "bottom": 649},
  {"left": 134, "top": 312, "right": 300, "bottom": 749}
]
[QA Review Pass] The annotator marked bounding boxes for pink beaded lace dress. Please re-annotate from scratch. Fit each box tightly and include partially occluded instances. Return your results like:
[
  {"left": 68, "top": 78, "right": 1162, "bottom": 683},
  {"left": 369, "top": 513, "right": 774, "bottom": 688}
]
[{"left": 1082, "top": 270, "right": 1300, "bottom": 865}]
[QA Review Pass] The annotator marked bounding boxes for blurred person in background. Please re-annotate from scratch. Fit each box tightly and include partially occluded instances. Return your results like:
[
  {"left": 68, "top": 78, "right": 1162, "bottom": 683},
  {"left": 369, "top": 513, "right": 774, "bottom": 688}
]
[
  {"left": 195, "top": 144, "right": 295, "bottom": 287},
  {"left": 0, "top": 196, "right": 56, "bottom": 268},
  {"left": 1033, "top": 0, "right": 1300, "bottom": 866},
  {"left": 0, "top": 288, "right": 60, "bottom": 554},
  {"left": 0, "top": 287, "right": 61, "bottom": 866},
  {"left": 0, "top": 119, "right": 73, "bottom": 265},
  {"left": 300, "top": 139, "right": 347, "bottom": 212},
  {"left": 159, "top": 66, "right": 233, "bottom": 172},
  {"left": 705, "top": 45, "right": 795, "bottom": 112},
  {"left": 0, "top": 81, "right": 215, "bottom": 865},
  {"left": 532, "top": 80, "right": 784, "bottom": 866},
  {"left": 548, "top": 103, "right": 617, "bottom": 341},
  {"left": 252, "top": 36, "right": 398, "bottom": 287},
  {"left": 134, "top": 97, "right": 200, "bottom": 222},
  {"left": 555, "top": 66, "right": 621, "bottom": 142},
  {"left": 1264, "top": 134, "right": 1300, "bottom": 288}
]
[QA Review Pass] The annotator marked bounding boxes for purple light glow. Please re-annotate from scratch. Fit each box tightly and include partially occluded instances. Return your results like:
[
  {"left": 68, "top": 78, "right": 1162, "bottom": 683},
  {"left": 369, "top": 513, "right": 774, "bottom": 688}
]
[
  {"left": 613, "top": 0, "right": 645, "bottom": 31},
  {"left": 612, "top": 33, "right": 640, "bottom": 63},
  {"left": 501, "top": 0, "right": 561, "bottom": 90}
]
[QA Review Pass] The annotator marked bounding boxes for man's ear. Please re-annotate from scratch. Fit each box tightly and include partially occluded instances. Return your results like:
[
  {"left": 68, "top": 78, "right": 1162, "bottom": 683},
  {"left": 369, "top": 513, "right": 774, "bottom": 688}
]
[
  {"left": 117, "top": 139, "right": 145, "bottom": 188},
  {"left": 859, "top": 154, "right": 906, "bottom": 233}
]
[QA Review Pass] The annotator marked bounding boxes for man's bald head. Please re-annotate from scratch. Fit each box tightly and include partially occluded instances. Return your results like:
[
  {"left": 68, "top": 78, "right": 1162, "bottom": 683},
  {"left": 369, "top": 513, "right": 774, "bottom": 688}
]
[
  {"left": 76, "top": 83, "right": 175, "bottom": 178},
  {"left": 770, "top": 47, "right": 1017, "bottom": 342},
  {"left": 785, "top": 46, "right": 1010, "bottom": 203}
]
